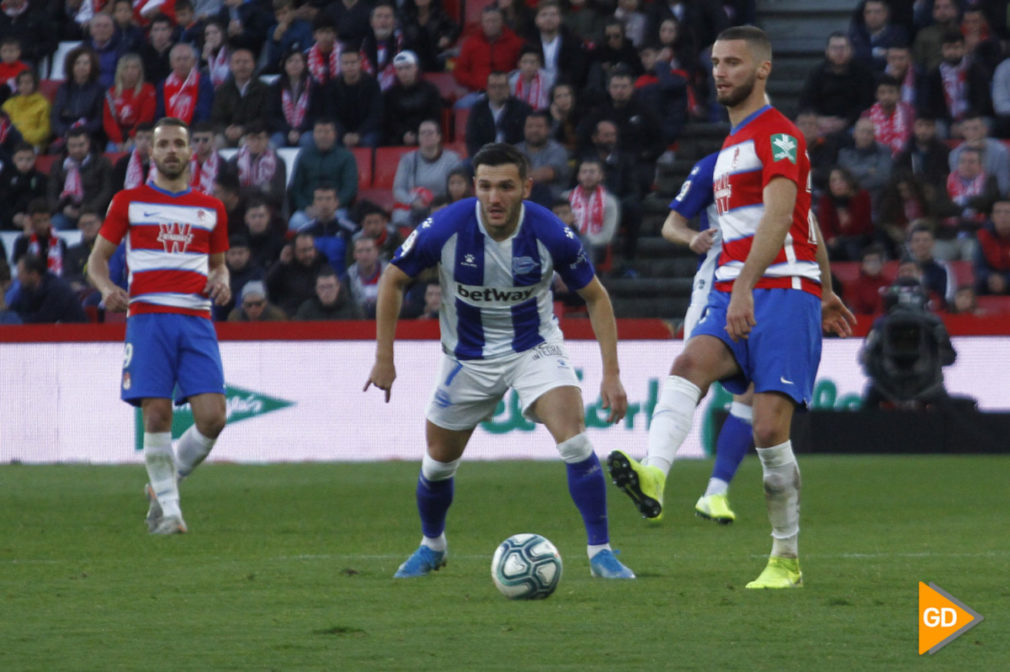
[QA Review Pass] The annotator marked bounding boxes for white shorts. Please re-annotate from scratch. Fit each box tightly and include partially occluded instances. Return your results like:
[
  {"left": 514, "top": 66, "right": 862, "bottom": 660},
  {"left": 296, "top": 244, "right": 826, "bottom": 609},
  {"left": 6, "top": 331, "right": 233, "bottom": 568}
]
[
  {"left": 425, "top": 341, "right": 581, "bottom": 431},
  {"left": 683, "top": 248, "right": 719, "bottom": 340}
]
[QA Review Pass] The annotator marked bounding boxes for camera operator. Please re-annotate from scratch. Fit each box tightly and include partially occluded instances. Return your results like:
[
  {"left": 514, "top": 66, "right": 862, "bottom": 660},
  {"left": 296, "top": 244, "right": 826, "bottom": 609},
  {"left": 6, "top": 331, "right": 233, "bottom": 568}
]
[{"left": 859, "top": 276, "right": 956, "bottom": 409}]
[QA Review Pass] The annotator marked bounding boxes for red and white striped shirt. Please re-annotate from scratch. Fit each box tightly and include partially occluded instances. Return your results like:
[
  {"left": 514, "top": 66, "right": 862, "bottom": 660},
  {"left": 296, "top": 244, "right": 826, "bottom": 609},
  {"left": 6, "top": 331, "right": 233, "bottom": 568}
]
[
  {"left": 99, "top": 184, "right": 229, "bottom": 318},
  {"left": 712, "top": 106, "right": 820, "bottom": 297}
]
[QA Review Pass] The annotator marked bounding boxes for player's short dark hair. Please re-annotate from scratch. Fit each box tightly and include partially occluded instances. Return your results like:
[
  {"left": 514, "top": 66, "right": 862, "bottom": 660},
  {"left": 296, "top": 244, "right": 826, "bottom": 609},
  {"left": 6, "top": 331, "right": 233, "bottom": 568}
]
[
  {"left": 154, "top": 117, "right": 190, "bottom": 139},
  {"left": 718, "top": 25, "right": 773, "bottom": 62},
  {"left": 20, "top": 254, "right": 48, "bottom": 276},
  {"left": 27, "top": 198, "right": 50, "bottom": 215},
  {"left": 472, "top": 143, "right": 529, "bottom": 182}
]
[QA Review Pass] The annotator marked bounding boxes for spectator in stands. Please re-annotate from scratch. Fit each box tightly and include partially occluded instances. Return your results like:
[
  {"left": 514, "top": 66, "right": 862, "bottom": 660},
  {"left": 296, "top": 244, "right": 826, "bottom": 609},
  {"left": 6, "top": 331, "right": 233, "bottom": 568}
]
[
  {"left": 0, "top": 261, "right": 21, "bottom": 324},
  {"left": 920, "top": 31, "right": 992, "bottom": 134},
  {"left": 156, "top": 43, "right": 214, "bottom": 125},
  {"left": 0, "top": 105, "right": 22, "bottom": 165},
  {"left": 587, "top": 18, "right": 643, "bottom": 91},
  {"left": 327, "top": 0, "right": 372, "bottom": 44},
  {"left": 398, "top": 0, "right": 459, "bottom": 73},
  {"left": 50, "top": 46, "right": 105, "bottom": 150},
  {"left": 263, "top": 0, "right": 312, "bottom": 75},
  {"left": 303, "top": 183, "right": 353, "bottom": 273},
  {"left": 10, "top": 253, "right": 87, "bottom": 323},
  {"left": 646, "top": 0, "right": 727, "bottom": 53},
  {"left": 798, "top": 32, "right": 876, "bottom": 134},
  {"left": 351, "top": 201, "right": 403, "bottom": 261},
  {"left": 838, "top": 117, "right": 893, "bottom": 210},
  {"left": 111, "top": 0, "right": 145, "bottom": 54},
  {"left": 267, "top": 48, "right": 323, "bottom": 149},
  {"left": 102, "top": 54, "right": 157, "bottom": 152},
  {"left": 288, "top": 118, "right": 358, "bottom": 231},
  {"left": 913, "top": 0, "right": 960, "bottom": 71},
  {"left": 818, "top": 166, "right": 875, "bottom": 262},
  {"left": 992, "top": 52, "right": 1010, "bottom": 138},
  {"left": 947, "top": 114, "right": 1010, "bottom": 195},
  {"left": 950, "top": 285, "right": 982, "bottom": 314},
  {"left": 848, "top": 0, "right": 908, "bottom": 72},
  {"left": 381, "top": 50, "right": 439, "bottom": 147},
  {"left": 139, "top": 14, "right": 177, "bottom": 86},
  {"left": 657, "top": 17, "right": 705, "bottom": 117},
  {"left": 962, "top": 7, "right": 1003, "bottom": 76},
  {"left": 509, "top": 47, "right": 553, "bottom": 113},
  {"left": 583, "top": 117, "right": 643, "bottom": 273},
  {"left": 445, "top": 165, "right": 471, "bottom": 204},
  {"left": 795, "top": 108, "right": 842, "bottom": 200},
  {"left": 174, "top": 0, "right": 204, "bottom": 46},
  {"left": 453, "top": 6, "right": 524, "bottom": 102},
  {"left": 615, "top": 0, "right": 647, "bottom": 48},
  {"left": 211, "top": 47, "right": 271, "bottom": 148},
  {"left": 47, "top": 128, "right": 113, "bottom": 231},
  {"left": 939, "top": 146, "right": 999, "bottom": 259},
  {"left": 214, "top": 233, "right": 264, "bottom": 320},
  {"left": 894, "top": 115, "right": 950, "bottom": 195},
  {"left": 63, "top": 206, "right": 101, "bottom": 297},
  {"left": 0, "top": 142, "right": 46, "bottom": 231},
  {"left": 878, "top": 171, "right": 937, "bottom": 255},
  {"left": 0, "top": 35, "right": 27, "bottom": 107},
  {"left": 413, "top": 279, "right": 440, "bottom": 319},
  {"left": 306, "top": 14, "right": 342, "bottom": 86},
  {"left": 848, "top": 244, "right": 891, "bottom": 315},
  {"left": 228, "top": 121, "right": 286, "bottom": 210},
  {"left": 85, "top": 11, "right": 125, "bottom": 90},
  {"left": 215, "top": 0, "right": 271, "bottom": 59},
  {"left": 244, "top": 198, "right": 287, "bottom": 268},
  {"left": 12, "top": 198, "right": 68, "bottom": 269},
  {"left": 634, "top": 41, "right": 690, "bottom": 147},
  {"left": 547, "top": 82, "right": 580, "bottom": 153},
  {"left": 392, "top": 119, "right": 460, "bottom": 227},
  {"left": 112, "top": 122, "right": 154, "bottom": 189},
  {"left": 0, "top": 0, "right": 55, "bottom": 69},
  {"left": 464, "top": 71, "right": 532, "bottom": 158},
  {"left": 189, "top": 121, "right": 225, "bottom": 194},
  {"left": 497, "top": 0, "right": 534, "bottom": 37},
  {"left": 295, "top": 266, "right": 362, "bottom": 320},
  {"left": 200, "top": 19, "right": 232, "bottom": 89},
  {"left": 527, "top": 1, "right": 587, "bottom": 89},
  {"left": 863, "top": 74, "right": 914, "bottom": 157},
  {"left": 515, "top": 110, "right": 569, "bottom": 206},
  {"left": 211, "top": 169, "right": 247, "bottom": 236},
  {"left": 565, "top": 157, "right": 619, "bottom": 266},
  {"left": 974, "top": 199, "right": 1010, "bottom": 295},
  {"left": 345, "top": 235, "right": 385, "bottom": 318},
  {"left": 330, "top": 46, "right": 383, "bottom": 149},
  {"left": 906, "top": 223, "right": 953, "bottom": 303},
  {"left": 2, "top": 68, "right": 49, "bottom": 151},
  {"left": 266, "top": 231, "right": 325, "bottom": 315},
  {"left": 884, "top": 44, "right": 918, "bottom": 106},
  {"left": 361, "top": 2, "right": 408, "bottom": 92},
  {"left": 229, "top": 279, "right": 287, "bottom": 321},
  {"left": 563, "top": 0, "right": 606, "bottom": 44}
]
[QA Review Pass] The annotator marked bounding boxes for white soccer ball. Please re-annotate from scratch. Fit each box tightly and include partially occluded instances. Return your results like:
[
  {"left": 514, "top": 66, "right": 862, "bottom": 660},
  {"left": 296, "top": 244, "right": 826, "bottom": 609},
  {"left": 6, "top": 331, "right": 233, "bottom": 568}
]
[{"left": 491, "top": 533, "right": 563, "bottom": 600}]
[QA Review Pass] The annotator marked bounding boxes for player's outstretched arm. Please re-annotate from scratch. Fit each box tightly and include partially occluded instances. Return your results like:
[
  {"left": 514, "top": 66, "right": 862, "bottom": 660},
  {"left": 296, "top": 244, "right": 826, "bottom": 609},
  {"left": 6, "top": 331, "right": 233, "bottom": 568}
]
[
  {"left": 661, "top": 210, "right": 716, "bottom": 254},
  {"left": 364, "top": 263, "right": 413, "bottom": 402},
  {"left": 205, "top": 252, "right": 231, "bottom": 306},
  {"left": 727, "top": 177, "right": 797, "bottom": 341},
  {"left": 87, "top": 235, "right": 130, "bottom": 312},
  {"left": 810, "top": 213, "right": 856, "bottom": 338},
  {"left": 576, "top": 276, "right": 628, "bottom": 423}
]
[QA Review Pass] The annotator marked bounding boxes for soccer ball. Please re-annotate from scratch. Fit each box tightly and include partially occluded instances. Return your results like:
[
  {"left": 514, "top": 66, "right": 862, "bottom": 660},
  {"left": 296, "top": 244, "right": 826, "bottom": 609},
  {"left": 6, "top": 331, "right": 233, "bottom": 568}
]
[{"left": 491, "top": 533, "right": 563, "bottom": 600}]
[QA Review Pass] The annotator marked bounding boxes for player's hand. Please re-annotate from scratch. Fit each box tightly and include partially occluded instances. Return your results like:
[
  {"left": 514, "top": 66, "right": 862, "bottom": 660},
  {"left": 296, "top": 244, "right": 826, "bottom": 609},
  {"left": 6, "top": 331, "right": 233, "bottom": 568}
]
[
  {"left": 726, "top": 288, "right": 755, "bottom": 342},
  {"left": 205, "top": 277, "right": 231, "bottom": 306},
  {"left": 599, "top": 372, "right": 628, "bottom": 424},
  {"left": 364, "top": 359, "right": 396, "bottom": 402},
  {"left": 821, "top": 291, "right": 856, "bottom": 338},
  {"left": 689, "top": 228, "right": 717, "bottom": 255},
  {"left": 101, "top": 286, "right": 130, "bottom": 313}
]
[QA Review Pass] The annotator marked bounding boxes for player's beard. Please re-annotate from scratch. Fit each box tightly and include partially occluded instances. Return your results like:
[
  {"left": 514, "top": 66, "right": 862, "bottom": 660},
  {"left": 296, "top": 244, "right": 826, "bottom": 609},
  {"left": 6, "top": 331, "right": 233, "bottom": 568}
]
[
  {"left": 154, "top": 156, "right": 187, "bottom": 181},
  {"left": 717, "top": 71, "right": 758, "bottom": 108}
]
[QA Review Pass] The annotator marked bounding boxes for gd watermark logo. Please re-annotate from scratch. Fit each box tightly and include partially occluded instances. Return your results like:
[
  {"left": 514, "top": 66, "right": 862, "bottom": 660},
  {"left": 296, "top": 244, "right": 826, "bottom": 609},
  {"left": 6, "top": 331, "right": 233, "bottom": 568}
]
[{"left": 918, "top": 582, "right": 983, "bottom": 655}]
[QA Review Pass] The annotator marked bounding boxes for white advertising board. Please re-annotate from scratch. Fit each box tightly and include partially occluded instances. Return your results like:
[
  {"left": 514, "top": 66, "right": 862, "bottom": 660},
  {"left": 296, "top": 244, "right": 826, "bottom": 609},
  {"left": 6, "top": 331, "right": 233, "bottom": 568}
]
[{"left": 1, "top": 338, "right": 1006, "bottom": 464}]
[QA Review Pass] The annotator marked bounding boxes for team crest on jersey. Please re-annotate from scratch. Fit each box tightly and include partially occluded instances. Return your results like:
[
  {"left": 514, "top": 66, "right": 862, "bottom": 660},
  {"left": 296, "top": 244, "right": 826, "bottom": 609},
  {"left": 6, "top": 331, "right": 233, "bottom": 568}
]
[
  {"left": 157, "top": 222, "right": 194, "bottom": 253},
  {"left": 771, "top": 134, "right": 798, "bottom": 164},
  {"left": 512, "top": 256, "right": 538, "bottom": 274}
]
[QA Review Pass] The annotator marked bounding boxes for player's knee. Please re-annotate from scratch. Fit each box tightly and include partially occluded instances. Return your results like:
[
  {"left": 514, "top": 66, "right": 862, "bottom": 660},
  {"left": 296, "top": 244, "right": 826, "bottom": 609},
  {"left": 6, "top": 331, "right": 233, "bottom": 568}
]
[
  {"left": 196, "top": 413, "right": 226, "bottom": 439},
  {"left": 421, "top": 453, "right": 460, "bottom": 481},
  {"left": 762, "top": 465, "right": 798, "bottom": 496},
  {"left": 670, "top": 352, "right": 710, "bottom": 392},
  {"left": 556, "top": 432, "right": 593, "bottom": 463},
  {"left": 751, "top": 420, "right": 788, "bottom": 448}
]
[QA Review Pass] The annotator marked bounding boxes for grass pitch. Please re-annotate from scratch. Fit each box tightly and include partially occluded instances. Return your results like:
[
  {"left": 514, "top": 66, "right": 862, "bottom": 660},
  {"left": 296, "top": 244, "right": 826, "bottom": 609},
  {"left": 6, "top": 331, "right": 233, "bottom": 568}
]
[{"left": 1, "top": 456, "right": 1006, "bottom": 671}]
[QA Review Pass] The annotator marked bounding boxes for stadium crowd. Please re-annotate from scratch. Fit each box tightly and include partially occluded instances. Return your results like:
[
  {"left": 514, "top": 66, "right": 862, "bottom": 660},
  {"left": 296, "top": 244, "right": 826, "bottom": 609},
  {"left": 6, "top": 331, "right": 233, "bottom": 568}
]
[{"left": 3, "top": 0, "right": 1010, "bottom": 325}]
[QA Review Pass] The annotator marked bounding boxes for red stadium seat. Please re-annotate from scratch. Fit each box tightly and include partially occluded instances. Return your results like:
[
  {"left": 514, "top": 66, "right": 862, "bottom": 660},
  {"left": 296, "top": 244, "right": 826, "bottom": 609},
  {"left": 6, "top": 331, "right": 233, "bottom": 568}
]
[
  {"left": 976, "top": 295, "right": 1010, "bottom": 314},
  {"left": 351, "top": 147, "right": 373, "bottom": 190},
  {"left": 35, "top": 154, "right": 58, "bottom": 175},
  {"left": 948, "top": 260, "right": 974, "bottom": 289},
  {"left": 373, "top": 146, "right": 413, "bottom": 190},
  {"left": 39, "top": 79, "right": 61, "bottom": 102},
  {"left": 423, "top": 72, "right": 468, "bottom": 104},
  {"left": 453, "top": 107, "right": 470, "bottom": 143},
  {"left": 464, "top": 0, "right": 495, "bottom": 29},
  {"left": 356, "top": 188, "right": 397, "bottom": 213}
]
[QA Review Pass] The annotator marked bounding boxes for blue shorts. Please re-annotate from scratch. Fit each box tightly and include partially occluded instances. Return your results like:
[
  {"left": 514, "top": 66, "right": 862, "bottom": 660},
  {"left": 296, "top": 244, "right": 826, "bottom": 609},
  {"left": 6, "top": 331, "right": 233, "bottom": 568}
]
[
  {"left": 121, "top": 313, "right": 225, "bottom": 406},
  {"left": 691, "top": 288, "right": 822, "bottom": 405}
]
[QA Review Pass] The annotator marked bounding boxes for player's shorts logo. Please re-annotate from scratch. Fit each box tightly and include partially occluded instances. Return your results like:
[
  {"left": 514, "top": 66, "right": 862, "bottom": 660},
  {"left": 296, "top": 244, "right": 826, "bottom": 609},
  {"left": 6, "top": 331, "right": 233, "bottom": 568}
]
[{"left": 122, "top": 372, "right": 131, "bottom": 390}]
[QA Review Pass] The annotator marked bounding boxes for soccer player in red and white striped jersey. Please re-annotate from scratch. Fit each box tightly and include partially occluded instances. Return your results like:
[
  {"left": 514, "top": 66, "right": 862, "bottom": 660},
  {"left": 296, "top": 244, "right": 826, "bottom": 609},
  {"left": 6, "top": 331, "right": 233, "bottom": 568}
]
[{"left": 88, "top": 117, "right": 231, "bottom": 535}]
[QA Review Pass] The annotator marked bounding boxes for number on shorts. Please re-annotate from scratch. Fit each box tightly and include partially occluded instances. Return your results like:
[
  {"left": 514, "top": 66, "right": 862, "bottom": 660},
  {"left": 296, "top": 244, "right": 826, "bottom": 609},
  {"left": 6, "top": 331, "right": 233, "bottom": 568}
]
[{"left": 123, "top": 343, "right": 133, "bottom": 369}]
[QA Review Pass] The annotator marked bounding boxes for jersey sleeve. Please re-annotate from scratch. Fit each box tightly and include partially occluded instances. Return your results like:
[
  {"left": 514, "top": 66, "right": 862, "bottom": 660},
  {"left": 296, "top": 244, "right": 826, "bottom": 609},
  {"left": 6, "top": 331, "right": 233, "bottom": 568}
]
[
  {"left": 99, "top": 191, "right": 131, "bottom": 245},
  {"left": 756, "top": 121, "right": 805, "bottom": 188},
  {"left": 669, "top": 154, "right": 716, "bottom": 218},
  {"left": 548, "top": 220, "right": 596, "bottom": 291},
  {"left": 390, "top": 215, "right": 446, "bottom": 277},
  {"left": 210, "top": 201, "right": 229, "bottom": 254}
]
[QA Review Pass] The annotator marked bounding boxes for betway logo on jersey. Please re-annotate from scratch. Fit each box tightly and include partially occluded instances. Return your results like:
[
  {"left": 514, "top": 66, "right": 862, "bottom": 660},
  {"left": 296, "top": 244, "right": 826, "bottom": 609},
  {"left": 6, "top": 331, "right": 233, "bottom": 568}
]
[
  {"left": 457, "top": 284, "right": 536, "bottom": 306},
  {"left": 156, "top": 221, "right": 194, "bottom": 253}
]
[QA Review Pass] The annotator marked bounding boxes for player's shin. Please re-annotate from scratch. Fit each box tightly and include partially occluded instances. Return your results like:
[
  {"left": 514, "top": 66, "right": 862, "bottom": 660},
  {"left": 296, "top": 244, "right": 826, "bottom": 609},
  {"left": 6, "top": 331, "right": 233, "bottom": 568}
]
[
  {"left": 558, "top": 433, "right": 610, "bottom": 557},
  {"left": 756, "top": 440, "right": 801, "bottom": 558},
  {"left": 416, "top": 453, "right": 459, "bottom": 552},
  {"left": 144, "top": 432, "right": 181, "bottom": 518},
  {"left": 645, "top": 376, "right": 702, "bottom": 475},
  {"left": 176, "top": 425, "right": 216, "bottom": 480},
  {"left": 707, "top": 401, "right": 753, "bottom": 495}
]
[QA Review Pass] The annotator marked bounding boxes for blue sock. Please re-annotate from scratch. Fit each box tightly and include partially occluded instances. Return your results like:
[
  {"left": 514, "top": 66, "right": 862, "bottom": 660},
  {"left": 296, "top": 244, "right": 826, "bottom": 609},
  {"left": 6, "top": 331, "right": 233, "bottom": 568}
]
[
  {"left": 712, "top": 414, "right": 752, "bottom": 484},
  {"left": 565, "top": 454, "right": 609, "bottom": 546},
  {"left": 416, "top": 475, "right": 453, "bottom": 539}
]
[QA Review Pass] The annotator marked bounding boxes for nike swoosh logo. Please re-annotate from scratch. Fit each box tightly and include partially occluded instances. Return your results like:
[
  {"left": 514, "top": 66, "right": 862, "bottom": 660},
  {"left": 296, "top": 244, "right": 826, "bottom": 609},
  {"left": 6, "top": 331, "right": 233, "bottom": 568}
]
[
  {"left": 143, "top": 212, "right": 159, "bottom": 217},
  {"left": 780, "top": 376, "right": 794, "bottom": 385}
]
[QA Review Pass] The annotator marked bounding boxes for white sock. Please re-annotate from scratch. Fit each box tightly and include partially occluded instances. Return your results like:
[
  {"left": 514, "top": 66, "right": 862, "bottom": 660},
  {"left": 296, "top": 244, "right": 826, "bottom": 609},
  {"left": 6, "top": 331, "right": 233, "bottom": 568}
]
[
  {"left": 756, "top": 441, "right": 800, "bottom": 558},
  {"left": 176, "top": 425, "right": 216, "bottom": 480},
  {"left": 704, "top": 477, "right": 729, "bottom": 496},
  {"left": 421, "top": 533, "right": 447, "bottom": 553},
  {"left": 145, "top": 432, "right": 181, "bottom": 519},
  {"left": 645, "top": 376, "right": 702, "bottom": 475},
  {"left": 587, "top": 543, "right": 612, "bottom": 559}
]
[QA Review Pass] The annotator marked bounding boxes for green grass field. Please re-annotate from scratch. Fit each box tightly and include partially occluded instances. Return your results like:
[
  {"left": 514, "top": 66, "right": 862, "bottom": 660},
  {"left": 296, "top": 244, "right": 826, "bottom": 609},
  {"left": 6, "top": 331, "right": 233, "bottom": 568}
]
[{"left": 1, "top": 456, "right": 1005, "bottom": 671}]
